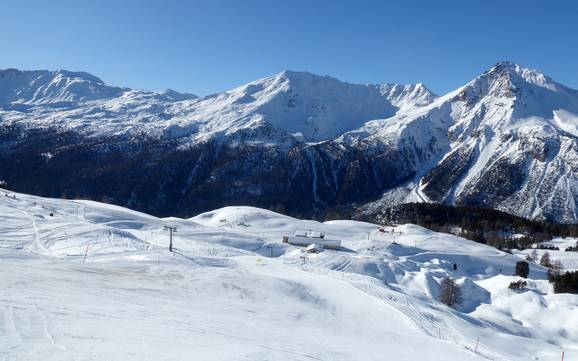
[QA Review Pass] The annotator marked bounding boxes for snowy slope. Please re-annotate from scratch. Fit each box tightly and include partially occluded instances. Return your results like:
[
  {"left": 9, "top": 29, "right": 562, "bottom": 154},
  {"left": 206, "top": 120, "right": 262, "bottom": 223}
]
[
  {"left": 514, "top": 238, "right": 578, "bottom": 272},
  {"left": 1, "top": 189, "right": 577, "bottom": 360}
]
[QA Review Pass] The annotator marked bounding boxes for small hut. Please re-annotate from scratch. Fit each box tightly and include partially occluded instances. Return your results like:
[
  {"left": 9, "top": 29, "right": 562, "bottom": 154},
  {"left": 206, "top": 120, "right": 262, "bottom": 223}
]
[{"left": 306, "top": 243, "right": 324, "bottom": 253}]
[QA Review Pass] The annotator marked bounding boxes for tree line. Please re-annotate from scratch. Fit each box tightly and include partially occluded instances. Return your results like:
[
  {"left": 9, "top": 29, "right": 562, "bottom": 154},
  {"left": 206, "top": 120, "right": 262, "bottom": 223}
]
[
  {"left": 513, "top": 255, "right": 578, "bottom": 294},
  {"left": 373, "top": 203, "right": 578, "bottom": 249}
]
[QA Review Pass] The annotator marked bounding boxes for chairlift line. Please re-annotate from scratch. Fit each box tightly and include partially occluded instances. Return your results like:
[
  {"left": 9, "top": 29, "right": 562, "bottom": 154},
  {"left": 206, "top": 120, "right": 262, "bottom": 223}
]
[{"left": 164, "top": 225, "right": 177, "bottom": 252}]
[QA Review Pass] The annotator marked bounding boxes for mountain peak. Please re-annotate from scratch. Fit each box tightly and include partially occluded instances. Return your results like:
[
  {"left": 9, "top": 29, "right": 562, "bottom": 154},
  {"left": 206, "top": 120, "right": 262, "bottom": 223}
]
[
  {"left": 489, "top": 60, "right": 518, "bottom": 71},
  {"left": 160, "top": 88, "right": 198, "bottom": 101},
  {"left": 0, "top": 68, "right": 124, "bottom": 105},
  {"left": 379, "top": 82, "right": 437, "bottom": 108},
  {"left": 453, "top": 61, "right": 569, "bottom": 105},
  {"left": 481, "top": 61, "right": 561, "bottom": 92},
  {"left": 273, "top": 70, "right": 346, "bottom": 88},
  {"left": 53, "top": 69, "right": 106, "bottom": 84},
  {"left": 277, "top": 69, "right": 316, "bottom": 79},
  {"left": 0, "top": 68, "right": 106, "bottom": 84}
]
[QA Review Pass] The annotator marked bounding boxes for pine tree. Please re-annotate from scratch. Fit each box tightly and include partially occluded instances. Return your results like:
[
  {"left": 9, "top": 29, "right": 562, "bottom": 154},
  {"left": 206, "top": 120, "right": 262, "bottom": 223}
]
[
  {"left": 508, "top": 279, "right": 527, "bottom": 291},
  {"left": 515, "top": 261, "right": 529, "bottom": 278},
  {"left": 439, "top": 277, "right": 462, "bottom": 308},
  {"left": 551, "top": 271, "right": 578, "bottom": 294}
]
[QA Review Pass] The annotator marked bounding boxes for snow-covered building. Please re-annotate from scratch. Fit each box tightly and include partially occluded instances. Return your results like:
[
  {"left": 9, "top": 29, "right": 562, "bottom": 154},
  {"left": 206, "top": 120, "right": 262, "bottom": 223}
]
[
  {"left": 306, "top": 243, "right": 324, "bottom": 253},
  {"left": 283, "top": 230, "right": 341, "bottom": 249},
  {"left": 294, "top": 230, "right": 324, "bottom": 238}
]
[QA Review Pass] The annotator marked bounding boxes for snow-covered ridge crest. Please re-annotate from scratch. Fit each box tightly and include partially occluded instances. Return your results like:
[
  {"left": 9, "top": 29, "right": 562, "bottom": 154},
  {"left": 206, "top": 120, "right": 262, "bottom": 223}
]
[
  {"left": 483, "top": 60, "right": 565, "bottom": 92},
  {"left": 179, "top": 70, "right": 438, "bottom": 141},
  {"left": 0, "top": 68, "right": 198, "bottom": 107},
  {"left": 0, "top": 67, "right": 436, "bottom": 142},
  {"left": 0, "top": 68, "right": 125, "bottom": 105},
  {"left": 379, "top": 82, "right": 437, "bottom": 108}
]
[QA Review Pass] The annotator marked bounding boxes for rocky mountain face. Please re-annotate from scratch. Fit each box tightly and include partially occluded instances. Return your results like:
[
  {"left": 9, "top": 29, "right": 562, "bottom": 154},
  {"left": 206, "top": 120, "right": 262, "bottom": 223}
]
[
  {"left": 0, "top": 62, "right": 576, "bottom": 222},
  {"left": 357, "top": 62, "right": 578, "bottom": 223}
]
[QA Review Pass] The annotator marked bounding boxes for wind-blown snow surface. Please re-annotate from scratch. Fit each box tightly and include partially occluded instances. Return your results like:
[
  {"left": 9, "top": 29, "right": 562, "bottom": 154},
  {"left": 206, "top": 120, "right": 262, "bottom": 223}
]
[{"left": 1, "top": 190, "right": 577, "bottom": 360}]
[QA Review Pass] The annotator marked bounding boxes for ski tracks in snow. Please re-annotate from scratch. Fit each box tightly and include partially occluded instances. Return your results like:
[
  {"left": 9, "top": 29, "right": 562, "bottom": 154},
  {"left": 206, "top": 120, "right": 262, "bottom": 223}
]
[
  {"left": 0, "top": 303, "right": 65, "bottom": 359},
  {"left": 13, "top": 209, "right": 56, "bottom": 257},
  {"left": 343, "top": 274, "right": 499, "bottom": 360}
]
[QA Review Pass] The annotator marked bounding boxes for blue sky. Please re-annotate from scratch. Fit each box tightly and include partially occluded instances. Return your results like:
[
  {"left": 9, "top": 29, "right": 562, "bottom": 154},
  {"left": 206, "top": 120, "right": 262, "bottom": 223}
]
[{"left": 2, "top": 0, "right": 577, "bottom": 96}]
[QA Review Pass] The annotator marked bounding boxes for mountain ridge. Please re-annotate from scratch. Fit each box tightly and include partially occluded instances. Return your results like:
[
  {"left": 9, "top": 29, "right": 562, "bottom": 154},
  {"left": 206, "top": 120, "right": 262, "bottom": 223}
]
[
  {"left": 0, "top": 62, "right": 577, "bottom": 223},
  {"left": 0, "top": 67, "right": 436, "bottom": 142}
]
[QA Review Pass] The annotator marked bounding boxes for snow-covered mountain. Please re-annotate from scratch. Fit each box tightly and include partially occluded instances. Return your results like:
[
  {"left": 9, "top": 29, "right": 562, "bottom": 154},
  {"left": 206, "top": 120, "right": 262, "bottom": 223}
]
[
  {"left": 0, "top": 68, "right": 198, "bottom": 106},
  {"left": 0, "top": 62, "right": 576, "bottom": 222},
  {"left": 0, "top": 69, "right": 434, "bottom": 142},
  {"left": 356, "top": 61, "right": 578, "bottom": 223},
  {"left": 0, "top": 68, "right": 125, "bottom": 105},
  {"left": 1, "top": 189, "right": 577, "bottom": 360}
]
